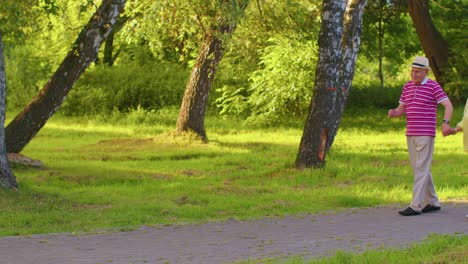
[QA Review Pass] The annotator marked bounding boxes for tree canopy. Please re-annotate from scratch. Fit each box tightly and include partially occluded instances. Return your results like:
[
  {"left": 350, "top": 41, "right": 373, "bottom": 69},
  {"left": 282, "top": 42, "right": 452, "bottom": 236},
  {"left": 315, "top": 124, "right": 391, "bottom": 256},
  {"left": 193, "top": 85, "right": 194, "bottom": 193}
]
[{"left": 2, "top": 0, "right": 465, "bottom": 120}]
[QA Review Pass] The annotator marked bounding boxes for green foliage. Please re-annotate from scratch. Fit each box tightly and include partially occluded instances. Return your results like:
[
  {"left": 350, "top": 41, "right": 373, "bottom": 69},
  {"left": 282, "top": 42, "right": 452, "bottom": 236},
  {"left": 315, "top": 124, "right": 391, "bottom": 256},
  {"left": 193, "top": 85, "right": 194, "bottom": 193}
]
[
  {"left": 359, "top": 2, "right": 420, "bottom": 88},
  {"left": 353, "top": 55, "right": 412, "bottom": 88},
  {"left": 351, "top": 55, "right": 412, "bottom": 109},
  {"left": 248, "top": 0, "right": 322, "bottom": 35},
  {"left": 60, "top": 56, "right": 189, "bottom": 116},
  {"left": 3, "top": 0, "right": 99, "bottom": 68},
  {"left": 361, "top": 2, "right": 419, "bottom": 63},
  {"left": 217, "top": 36, "right": 317, "bottom": 126},
  {"left": 3, "top": 0, "right": 106, "bottom": 112},
  {"left": 5, "top": 45, "right": 51, "bottom": 111},
  {"left": 123, "top": 0, "right": 249, "bottom": 63},
  {"left": 347, "top": 86, "right": 402, "bottom": 109},
  {"left": 2, "top": 0, "right": 465, "bottom": 123},
  {"left": 431, "top": 0, "right": 468, "bottom": 102},
  {"left": 38, "top": 0, "right": 61, "bottom": 15},
  {"left": 36, "top": 0, "right": 98, "bottom": 67},
  {"left": 123, "top": 0, "right": 200, "bottom": 63},
  {"left": 213, "top": 0, "right": 322, "bottom": 125},
  {"left": 0, "top": 1, "right": 42, "bottom": 42}
]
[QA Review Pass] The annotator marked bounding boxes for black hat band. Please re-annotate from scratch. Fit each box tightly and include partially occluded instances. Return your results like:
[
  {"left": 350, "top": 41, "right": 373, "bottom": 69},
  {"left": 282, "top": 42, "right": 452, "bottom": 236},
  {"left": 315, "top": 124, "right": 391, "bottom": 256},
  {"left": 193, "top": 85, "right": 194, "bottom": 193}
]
[{"left": 412, "top": 63, "right": 427, "bottom": 67}]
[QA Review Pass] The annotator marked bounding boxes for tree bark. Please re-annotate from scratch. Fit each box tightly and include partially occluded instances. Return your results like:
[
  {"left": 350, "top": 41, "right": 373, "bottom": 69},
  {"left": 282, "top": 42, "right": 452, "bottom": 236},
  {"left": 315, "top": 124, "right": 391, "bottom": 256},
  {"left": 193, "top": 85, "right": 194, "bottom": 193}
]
[
  {"left": 5, "top": 0, "right": 126, "bottom": 153},
  {"left": 175, "top": 1, "right": 249, "bottom": 142},
  {"left": 407, "top": 0, "right": 449, "bottom": 85},
  {"left": 0, "top": 31, "right": 18, "bottom": 190},
  {"left": 378, "top": 0, "right": 384, "bottom": 89},
  {"left": 103, "top": 28, "right": 116, "bottom": 66},
  {"left": 104, "top": 16, "right": 128, "bottom": 66},
  {"left": 296, "top": 0, "right": 367, "bottom": 169},
  {"left": 175, "top": 28, "right": 229, "bottom": 141}
]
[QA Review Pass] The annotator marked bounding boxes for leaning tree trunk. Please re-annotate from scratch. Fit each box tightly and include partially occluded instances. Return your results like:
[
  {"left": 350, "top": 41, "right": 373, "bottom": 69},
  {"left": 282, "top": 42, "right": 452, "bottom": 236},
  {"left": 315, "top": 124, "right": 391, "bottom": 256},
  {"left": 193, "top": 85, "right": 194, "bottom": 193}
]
[
  {"left": 5, "top": 0, "right": 126, "bottom": 153},
  {"left": 407, "top": 0, "right": 449, "bottom": 85},
  {"left": 0, "top": 31, "right": 17, "bottom": 190},
  {"left": 175, "top": 0, "right": 248, "bottom": 142},
  {"left": 296, "top": 0, "right": 367, "bottom": 169},
  {"left": 175, "top": 27, "right": 230, "bottom": 141}
]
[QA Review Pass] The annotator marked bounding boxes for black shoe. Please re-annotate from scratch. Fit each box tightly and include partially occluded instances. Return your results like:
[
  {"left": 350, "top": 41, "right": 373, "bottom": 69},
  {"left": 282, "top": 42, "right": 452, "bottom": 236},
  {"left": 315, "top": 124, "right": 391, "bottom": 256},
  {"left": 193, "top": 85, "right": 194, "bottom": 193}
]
[
  {"left": 398, "top": 207, "right": 421, "bottom": 216},
  {"left": 421, "top": 204, "right": 441, "bottom": 213}
]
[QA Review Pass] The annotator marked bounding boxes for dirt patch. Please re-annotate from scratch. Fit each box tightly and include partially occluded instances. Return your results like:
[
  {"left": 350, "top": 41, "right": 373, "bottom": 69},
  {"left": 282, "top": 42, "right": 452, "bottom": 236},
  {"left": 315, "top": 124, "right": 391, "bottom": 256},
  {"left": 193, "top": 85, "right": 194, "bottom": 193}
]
[
  {"left": 0, "top": 203, "right": 466, "bottom": 264},
  {"left": 7, "top": 153, "right": 44, "bottom": 168}
]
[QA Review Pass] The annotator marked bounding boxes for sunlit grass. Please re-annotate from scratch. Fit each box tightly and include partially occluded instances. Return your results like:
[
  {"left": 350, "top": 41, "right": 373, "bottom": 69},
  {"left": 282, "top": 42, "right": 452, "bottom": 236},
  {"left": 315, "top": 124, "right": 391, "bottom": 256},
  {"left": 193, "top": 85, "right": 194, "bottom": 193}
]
[
  {"left": 0, "top": 106, "right": 466, "bottom": 236},
  {"left": 240, "top": 234, "right": 468, "bottom": 264}
]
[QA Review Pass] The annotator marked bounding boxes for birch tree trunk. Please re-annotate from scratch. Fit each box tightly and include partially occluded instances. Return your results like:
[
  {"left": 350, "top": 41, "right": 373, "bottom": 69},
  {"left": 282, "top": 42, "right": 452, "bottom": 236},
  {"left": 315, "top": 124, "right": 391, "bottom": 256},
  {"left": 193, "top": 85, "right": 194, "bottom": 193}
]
[
  {"left": 296, "top": 0, "right": 367, "bottom": 169},
  {"left": 175, "top": 0, "right": 248, "bottom": 142},
  {"left": 5, "top": 0, "right": 126, "bottom": 153},
  {"left": 407, "top": 0, "right": 449, "bottom": 85},
  {"left": 0, "top": 31, "right": 17, "bottom": 190}
]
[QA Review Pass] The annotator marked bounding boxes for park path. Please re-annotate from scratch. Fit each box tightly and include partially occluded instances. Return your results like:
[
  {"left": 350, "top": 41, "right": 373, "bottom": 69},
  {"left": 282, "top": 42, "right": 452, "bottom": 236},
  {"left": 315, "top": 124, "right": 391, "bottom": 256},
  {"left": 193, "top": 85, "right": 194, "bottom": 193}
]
[{"left": 0, "top": 203, "right": 467, "bottom": 264}]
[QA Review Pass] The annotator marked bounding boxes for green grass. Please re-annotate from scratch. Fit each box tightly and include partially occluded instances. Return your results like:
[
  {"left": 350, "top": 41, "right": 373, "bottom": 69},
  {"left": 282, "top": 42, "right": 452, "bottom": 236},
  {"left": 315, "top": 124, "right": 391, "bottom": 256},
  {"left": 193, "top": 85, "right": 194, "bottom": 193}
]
[
  {"left": 1, "top": 106, "right": 466, "bottom": 237},
  {"left": 239, "top": 234, "right": 468, "bottom": 264}
]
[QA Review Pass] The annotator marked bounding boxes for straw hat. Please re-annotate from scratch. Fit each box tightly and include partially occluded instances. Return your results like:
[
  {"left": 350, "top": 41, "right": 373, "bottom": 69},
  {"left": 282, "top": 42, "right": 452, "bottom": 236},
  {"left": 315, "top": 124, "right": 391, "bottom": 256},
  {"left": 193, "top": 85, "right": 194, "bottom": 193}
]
[{"left": 411, "top": 56, "right": 431, "bottom": 70}]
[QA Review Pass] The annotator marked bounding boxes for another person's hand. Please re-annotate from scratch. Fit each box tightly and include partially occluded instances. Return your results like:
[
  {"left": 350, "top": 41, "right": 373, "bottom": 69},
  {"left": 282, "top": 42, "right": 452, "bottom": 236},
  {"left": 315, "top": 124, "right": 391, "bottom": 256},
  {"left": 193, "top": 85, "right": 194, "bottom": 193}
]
[
  {"left": 442, "top": 123, "right": 452, "bottom": 136},
  {"left": 448, "top": 128, "right": 457, "bottom": 135},
  {"left": 452, "top": 126, "right": 462, "bottom": 134}
]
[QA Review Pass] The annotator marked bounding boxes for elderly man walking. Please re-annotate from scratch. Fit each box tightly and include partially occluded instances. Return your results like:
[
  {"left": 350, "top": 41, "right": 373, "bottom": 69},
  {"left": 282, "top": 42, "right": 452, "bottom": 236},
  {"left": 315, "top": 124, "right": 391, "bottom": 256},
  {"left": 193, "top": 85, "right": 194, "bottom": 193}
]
[{"left": 388, "top": 56, "right": 453, "bottom": 216}]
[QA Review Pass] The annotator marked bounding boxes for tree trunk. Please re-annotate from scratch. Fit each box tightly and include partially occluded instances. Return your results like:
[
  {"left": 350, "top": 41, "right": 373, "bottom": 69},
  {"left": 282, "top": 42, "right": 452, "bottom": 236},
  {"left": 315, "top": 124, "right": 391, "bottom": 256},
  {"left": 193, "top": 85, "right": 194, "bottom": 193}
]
[
  {"left": 407, "top": 0, "right": 449, "bottom": 85},
  {"left": 0, "top": 31, "right": 17, "bottom": 190},
  {"left": 103, "top": 28, "right": 116, "bottom": 66},
  {"left": 296, "top": 0, "right": 367, "bottom": 169},
  {"left": 378, "top": 0, "right": 384, "bottom": 89},
  {"left": 175, "top": 28, "right": 228, "bottom": 141},
  {"left": 175, "top": 1, "right": 248, "bottom": 141},
  {"left": 104, "top": 16, "right": 128, "bottom": 66},
  {"left": 5, "top": 0, "right": 126, "bottom": 153}
]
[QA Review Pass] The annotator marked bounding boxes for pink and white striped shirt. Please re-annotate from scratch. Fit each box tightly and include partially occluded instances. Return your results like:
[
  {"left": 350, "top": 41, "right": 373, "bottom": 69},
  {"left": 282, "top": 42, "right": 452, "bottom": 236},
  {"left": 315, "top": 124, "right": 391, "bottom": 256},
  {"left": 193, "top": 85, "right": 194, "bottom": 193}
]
[{"left": 399, "top": 77, "right": 448, "bottom": 137}]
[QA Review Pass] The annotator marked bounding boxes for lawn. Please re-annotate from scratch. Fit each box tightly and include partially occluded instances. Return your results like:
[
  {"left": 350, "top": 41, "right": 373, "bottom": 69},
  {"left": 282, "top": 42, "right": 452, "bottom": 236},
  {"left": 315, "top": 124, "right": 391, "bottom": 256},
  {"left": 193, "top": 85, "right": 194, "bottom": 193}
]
[
  {"left": 252, "top": 234, "right": 468, "bottom": 264},
  {"left": 0, "top": 106, "right": 466, "bottom": 236}
]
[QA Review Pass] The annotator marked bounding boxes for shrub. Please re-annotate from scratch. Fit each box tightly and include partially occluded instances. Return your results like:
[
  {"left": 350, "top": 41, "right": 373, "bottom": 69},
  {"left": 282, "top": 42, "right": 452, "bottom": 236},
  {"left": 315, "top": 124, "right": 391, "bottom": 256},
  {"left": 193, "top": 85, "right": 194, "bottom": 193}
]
[
  {"left": 5, "top": 45, "right": 51, "bottom": 111},
  {"left": 216, "top": 36, "right": 317, "bottom": 126},
  {"left": 60, "top": 60, "right": 189, "bottom": 116},
  {"left": 347, "top": 85, "right": 402, "bottom": 109}
]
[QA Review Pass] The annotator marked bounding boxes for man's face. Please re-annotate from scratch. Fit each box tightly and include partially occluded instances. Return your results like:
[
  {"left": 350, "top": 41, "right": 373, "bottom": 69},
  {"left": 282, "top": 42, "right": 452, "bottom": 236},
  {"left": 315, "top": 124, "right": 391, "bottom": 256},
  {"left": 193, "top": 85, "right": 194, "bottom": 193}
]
[{"left": 410, "top": 67, "right": 428, "bottom": 84}]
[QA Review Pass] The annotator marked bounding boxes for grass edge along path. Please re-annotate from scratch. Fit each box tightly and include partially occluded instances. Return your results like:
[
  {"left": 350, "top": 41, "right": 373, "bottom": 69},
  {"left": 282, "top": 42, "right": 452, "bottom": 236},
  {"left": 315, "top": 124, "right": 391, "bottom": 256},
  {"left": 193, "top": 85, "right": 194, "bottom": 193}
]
[{"left": 250, "top": 234, "right": 468, "bottom": 264}]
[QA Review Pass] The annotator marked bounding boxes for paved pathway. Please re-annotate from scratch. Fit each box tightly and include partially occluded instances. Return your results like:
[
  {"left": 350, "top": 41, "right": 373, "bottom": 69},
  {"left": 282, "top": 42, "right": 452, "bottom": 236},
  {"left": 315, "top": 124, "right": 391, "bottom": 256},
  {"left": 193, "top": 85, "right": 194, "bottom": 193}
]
[{"left": 0, "top": 203, "right": 467, "bottom": 264}]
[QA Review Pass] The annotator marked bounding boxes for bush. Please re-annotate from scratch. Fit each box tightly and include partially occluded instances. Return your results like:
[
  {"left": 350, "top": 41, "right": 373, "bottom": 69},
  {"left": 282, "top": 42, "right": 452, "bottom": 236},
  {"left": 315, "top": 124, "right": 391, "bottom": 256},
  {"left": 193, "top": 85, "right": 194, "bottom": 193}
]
[
  {"left": 60, "top": 60, "right": 189, "bottom": 116},
  {"left": 216, "top": 36, "right": 317, "bottom": 126},
  {"left": 347, "top": 85, "right": 402, "bottom": 109},
  {"left": 5, "top": 45, "right": 51, "bottom": 111}
]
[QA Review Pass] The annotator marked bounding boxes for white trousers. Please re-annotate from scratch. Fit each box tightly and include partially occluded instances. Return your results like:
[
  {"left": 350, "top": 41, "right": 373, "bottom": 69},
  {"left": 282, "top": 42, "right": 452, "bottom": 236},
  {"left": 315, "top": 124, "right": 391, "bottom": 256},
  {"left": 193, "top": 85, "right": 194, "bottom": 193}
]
[{"left": 406, "top": 136, "right": 440, "bottom": 211}]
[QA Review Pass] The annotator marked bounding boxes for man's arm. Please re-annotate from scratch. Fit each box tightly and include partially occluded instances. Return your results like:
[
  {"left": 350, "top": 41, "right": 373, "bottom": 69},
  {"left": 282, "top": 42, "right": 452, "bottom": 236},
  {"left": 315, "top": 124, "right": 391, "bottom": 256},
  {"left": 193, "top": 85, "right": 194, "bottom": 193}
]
[
  {"left": 440, "top": 99, "right": 453, "bottom": 136},
  {"left": 388, "top": 103, "right": 405, "bottom": 118}
]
